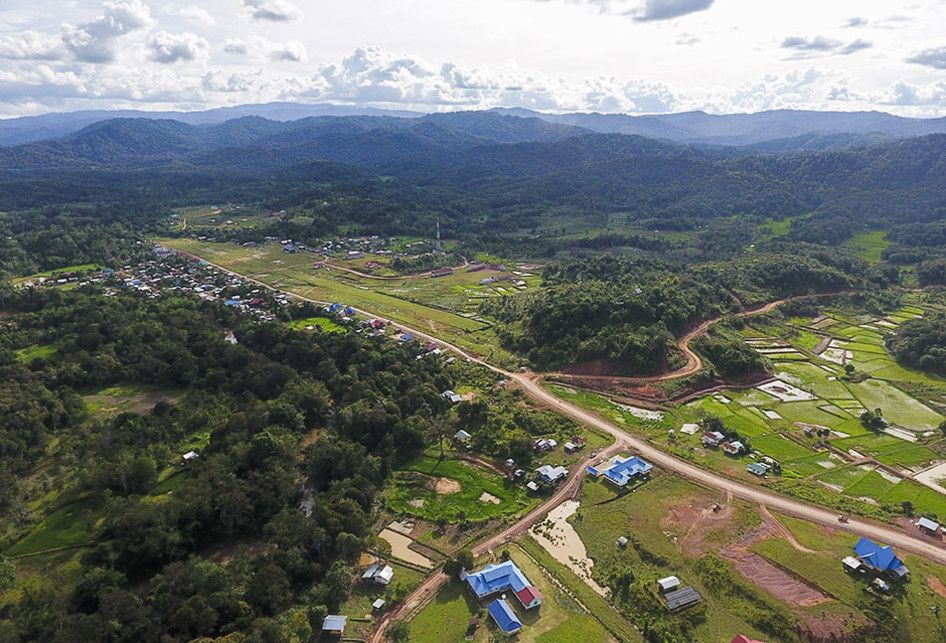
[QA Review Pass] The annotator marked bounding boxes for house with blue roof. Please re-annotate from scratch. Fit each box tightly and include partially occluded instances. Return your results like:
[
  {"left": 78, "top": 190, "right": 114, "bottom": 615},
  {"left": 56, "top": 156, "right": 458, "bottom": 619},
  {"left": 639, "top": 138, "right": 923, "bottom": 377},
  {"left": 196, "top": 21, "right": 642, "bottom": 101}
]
[
  {"left": 487, "top": 598, "right": 522, "bottom": 634},
  {"left": 853, "top": 537, "right": 909, "bottom": 580},
  {"left": 464, "top": 560, "right": 543, "bottom": 609},
  {"left": 587, "top": 455, "right": 653, "bottom": 487},
  {"left": 327, "top": 303, "right": 343, "bottom": 314}
]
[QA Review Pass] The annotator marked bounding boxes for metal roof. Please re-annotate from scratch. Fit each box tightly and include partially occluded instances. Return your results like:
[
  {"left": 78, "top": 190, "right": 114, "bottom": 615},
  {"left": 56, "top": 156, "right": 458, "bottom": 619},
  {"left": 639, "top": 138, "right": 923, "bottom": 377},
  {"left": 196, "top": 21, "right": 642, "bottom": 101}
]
[
  {"left": 665, "top": 586, "right": 703, "bottom": 611},
  {"left": 487, "top": 599, "right": 522, "bottom": 633}
]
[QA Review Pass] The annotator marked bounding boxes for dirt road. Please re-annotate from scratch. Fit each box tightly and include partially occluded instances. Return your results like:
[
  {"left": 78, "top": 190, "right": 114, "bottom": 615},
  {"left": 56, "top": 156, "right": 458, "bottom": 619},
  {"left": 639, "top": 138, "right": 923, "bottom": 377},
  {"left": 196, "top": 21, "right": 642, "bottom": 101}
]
[{"left": 549, "top": 292, "right": 848, "bottom": 384}]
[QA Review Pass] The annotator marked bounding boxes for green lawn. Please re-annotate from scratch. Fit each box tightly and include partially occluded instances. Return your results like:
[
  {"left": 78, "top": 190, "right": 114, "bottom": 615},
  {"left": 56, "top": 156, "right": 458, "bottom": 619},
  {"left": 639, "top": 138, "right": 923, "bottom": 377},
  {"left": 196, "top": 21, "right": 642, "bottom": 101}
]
[
  {"left": 386, "top": 455, "right": 536, "bottom": 523},
  {"left": 286, "top": 316, "right": 346, "bottom": 333},
  {"left": 407, "top": 580, "right": 480, "bottom": 643}
]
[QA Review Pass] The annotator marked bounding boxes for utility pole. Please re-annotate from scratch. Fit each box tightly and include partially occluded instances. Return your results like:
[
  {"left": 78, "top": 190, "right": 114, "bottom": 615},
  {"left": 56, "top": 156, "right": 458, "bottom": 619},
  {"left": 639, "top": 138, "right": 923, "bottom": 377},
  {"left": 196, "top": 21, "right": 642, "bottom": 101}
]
[{"left": 436, "top": 219, "right": 442, "bottom": 250}]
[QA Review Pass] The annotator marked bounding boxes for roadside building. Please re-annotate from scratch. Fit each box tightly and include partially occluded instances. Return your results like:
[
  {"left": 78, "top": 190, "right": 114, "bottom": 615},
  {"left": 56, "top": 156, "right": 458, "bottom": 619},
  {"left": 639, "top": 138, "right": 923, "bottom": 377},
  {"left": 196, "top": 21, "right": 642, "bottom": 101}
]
[
  {"left": 442, "top": 390, "right": 462, "bottom": 404},
  {"left": 746, "top": 462, "right": 770, "bottom": 477},
  {"left": 464, "top": 560, "right": 543, "bottom": 609},
  {"left": 536, "top": 464, "right": 568, "bottom": 484},
  {"left": 853, "top": 537, "right": 910, "bottom": 581},
  {"left": 917, "top": 516, "right": 941, "bottom": 536},
  {"left": 657, "top": 576, "right": 681, "bottom": 593},
  {"left": 587, "top": 455, "right": 653, "bottom": 488},
  {"left": 842, "top": 556, "right": 864, "bottom": 574}
]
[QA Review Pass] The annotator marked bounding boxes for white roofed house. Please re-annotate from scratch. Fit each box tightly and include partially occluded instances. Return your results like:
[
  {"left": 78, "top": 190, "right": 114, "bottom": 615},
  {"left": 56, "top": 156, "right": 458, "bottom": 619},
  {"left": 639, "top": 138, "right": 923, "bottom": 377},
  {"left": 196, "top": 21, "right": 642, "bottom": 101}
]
[
  {"left": 361, "top": 563, "right": 394, "bottom": 585},
  {"left": 536, "top": 464, "right": 568, "bottom": 484}
]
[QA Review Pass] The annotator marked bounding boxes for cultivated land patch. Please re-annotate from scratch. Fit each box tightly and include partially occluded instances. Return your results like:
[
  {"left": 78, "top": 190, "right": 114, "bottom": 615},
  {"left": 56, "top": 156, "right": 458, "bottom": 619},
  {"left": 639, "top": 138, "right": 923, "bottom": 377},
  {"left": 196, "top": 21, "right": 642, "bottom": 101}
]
[{"left": 530, "top": 500, "right": 607, "bottom": 596}]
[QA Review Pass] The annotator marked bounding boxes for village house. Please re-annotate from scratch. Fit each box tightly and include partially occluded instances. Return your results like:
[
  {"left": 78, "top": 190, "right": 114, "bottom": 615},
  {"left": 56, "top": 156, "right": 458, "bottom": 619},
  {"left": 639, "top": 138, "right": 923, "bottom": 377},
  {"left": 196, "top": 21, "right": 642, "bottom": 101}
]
[
  {"left": 586, "top": 455, "right": 653, "bottom": 488},
  {"left": 442, "top": 389, "right": 462, "bottom": 404},
  {"left": 702, "top": 431, "right": 726, "bottom": 447},
  {"left": 852, "top": 537, "right": 910, "bottom": 581},
  {"left": 722, "top": 440, "right": 746, "bottom": 456},
  {"left": 361, "top": 563, "right": 394, "bottom": 585},
  {"left": 746, "top": 462, "right": 770, "bottom": 477},
  {"left": 321, "top": 615, "right": 347, "bottom": 637},
  {"left": 464, "top": 560, "right": 544, "bottom": 609},
  {"left": 536, "top": 464, "right": 568, "bottom": 484}
]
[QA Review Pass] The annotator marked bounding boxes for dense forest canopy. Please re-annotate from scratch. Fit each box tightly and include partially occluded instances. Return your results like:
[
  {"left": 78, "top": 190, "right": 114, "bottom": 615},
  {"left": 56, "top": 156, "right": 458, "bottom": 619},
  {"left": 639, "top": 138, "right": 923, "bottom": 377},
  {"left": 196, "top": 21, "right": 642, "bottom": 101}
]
[{"left": 888, "top": 314, "right": 946, "bottom": 376}]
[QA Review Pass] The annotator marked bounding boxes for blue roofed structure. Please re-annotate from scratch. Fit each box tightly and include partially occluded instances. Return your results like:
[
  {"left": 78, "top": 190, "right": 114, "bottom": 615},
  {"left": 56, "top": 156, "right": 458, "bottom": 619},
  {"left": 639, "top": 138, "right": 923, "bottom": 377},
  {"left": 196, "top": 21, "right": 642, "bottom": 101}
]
[
  {"left": 592, "top": 455, "right": 653, "bottom": 487},
  {"left": 464, "top": 560, "right": 543, "bottom": 608},
  {"left": 854, "top": 537, "right": 909, "bottom": 579},
  {"left": 487, "top": 598, "right": 522, "bottom": 634}
]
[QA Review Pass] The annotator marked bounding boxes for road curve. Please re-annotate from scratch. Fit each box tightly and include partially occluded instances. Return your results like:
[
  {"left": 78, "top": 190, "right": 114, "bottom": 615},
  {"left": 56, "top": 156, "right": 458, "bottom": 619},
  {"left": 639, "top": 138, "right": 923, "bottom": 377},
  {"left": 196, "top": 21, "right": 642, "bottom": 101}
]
[
  {"left": 169, "top": 249, "right": 946, "bottom": 636},
  {"left": 548, "top": 292, "right": 850, "bottom": 385}
]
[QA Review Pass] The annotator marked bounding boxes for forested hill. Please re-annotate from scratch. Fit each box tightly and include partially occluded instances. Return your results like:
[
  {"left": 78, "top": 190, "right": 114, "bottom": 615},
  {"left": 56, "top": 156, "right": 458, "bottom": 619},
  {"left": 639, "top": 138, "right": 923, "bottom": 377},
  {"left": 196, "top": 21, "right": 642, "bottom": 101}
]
[{"left": 2, "top": 111, "right": 946, "bottom": 236}]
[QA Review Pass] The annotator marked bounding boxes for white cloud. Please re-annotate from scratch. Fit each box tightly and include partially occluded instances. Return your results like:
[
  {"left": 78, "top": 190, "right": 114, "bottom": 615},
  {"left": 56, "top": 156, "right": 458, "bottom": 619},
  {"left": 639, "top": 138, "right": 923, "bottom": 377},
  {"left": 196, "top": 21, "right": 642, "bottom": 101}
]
[
  {"left": 241, "top": 0, "right": 302, "bottom": 22},
  {"left": 176, "top": 5, "right": 216, "bottom": 26},
  {"left": 907, "top": 46, "right": 946, "bottom": 71},
  {"left": 879, "top": 81, "right": 946, "bottom": 107},
  {"left": 202, "top": 69, "right": 256, "bottom": 93},
  {"left": 633, "top": 0, "right": 713, "bottom": 22},
  {"left": 147, "top": 31, "right": 209, "bottom": 64},
  {"left": 0, "top": 30, "right": 65, "bottom": 61},
  {"left": 781, "top": 35, "right": 872, "bottom": 58},
  {"left": 223, "top": 38, "right": 250, "bottom": 55},
  {"left": 270, "top": 40, "right": 307, "bottom": 62},
  {"left": 61, "top": 0, "right": 153, "bottom": 63}
]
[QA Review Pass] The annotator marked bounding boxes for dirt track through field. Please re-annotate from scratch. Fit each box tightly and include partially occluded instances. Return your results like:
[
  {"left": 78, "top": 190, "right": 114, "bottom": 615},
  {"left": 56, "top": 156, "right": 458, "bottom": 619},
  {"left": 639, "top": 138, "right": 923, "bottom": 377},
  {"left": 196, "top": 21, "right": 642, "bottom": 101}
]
[{"left": 171, "top": 248, "right": 946, "bottom": 642}]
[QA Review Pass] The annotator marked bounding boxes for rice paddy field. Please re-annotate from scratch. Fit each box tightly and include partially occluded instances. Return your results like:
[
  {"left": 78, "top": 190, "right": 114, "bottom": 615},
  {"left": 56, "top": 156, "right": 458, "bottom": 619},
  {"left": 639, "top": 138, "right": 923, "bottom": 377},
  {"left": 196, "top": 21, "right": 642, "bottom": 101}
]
[
  {"left": 680, "top": 299, "right": 946, "bottom": 518},
  {"left": 157, "top": 238, "right": 530, "bottom": 365}
]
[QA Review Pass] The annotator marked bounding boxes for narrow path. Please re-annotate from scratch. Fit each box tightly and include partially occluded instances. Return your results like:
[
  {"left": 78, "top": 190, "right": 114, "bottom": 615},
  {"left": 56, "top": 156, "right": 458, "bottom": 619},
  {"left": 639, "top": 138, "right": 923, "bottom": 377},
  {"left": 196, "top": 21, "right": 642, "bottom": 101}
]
[{"left": 170, "top": 249, "right": 946, "bottom": 638}]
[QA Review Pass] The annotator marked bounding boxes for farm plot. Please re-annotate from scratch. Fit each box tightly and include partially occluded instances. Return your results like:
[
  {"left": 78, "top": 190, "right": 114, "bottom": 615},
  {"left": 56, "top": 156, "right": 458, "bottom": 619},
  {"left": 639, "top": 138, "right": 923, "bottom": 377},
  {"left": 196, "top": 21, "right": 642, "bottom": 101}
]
[{"left": 848, "top": 379, "right": 943, "bottom": 432}]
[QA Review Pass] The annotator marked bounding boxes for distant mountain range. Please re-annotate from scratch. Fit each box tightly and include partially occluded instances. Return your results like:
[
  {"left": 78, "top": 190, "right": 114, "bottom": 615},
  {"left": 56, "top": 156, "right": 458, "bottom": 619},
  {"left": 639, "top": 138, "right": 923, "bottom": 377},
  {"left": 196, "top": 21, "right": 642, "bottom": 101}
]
[{"left": 3, "top": 102, "right": 946, "bottom": 148}]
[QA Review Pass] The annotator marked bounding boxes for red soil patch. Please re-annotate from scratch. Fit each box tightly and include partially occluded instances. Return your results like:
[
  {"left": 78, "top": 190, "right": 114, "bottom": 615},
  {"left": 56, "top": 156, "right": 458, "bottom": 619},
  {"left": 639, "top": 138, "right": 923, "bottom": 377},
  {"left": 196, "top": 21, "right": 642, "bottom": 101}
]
[
  {"left": 660, "top": 496, "right": 736, "bottom": 557},
  {"left": 799, "top": 611, "right": 872, "bottom": 643},
  {"left": 928, "top": 575, "right": 946, "bottom": 599},
  {"left": 559, "top": 360, "right": 620, "bottom": 376},
  {"left": 720, "top": 518, "right": 831, "bottom": 608}
]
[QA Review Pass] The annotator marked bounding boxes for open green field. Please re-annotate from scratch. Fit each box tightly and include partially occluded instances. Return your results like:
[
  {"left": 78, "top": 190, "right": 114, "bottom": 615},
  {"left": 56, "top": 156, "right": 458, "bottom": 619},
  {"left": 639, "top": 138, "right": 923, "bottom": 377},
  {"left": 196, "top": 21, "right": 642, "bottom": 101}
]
[
  {"left": 158, "top": 238, "right": 521, "bottom": 364},
  {"left": 81, "top": 384, "right": 184, "bottom": 417},
  {"left": 286, "top": 315, "right": 346, "bottom": 333},
  {"left": 175, "top": 204, "right": 269, "bottom": 230},
  {"left": 386, "top": 455, "right": 537, "bottom": 523},
  {"left": 843, "top": 231, "right": 889, "bottom": 263},
  {"left": 5, "top": 498, "right": 99, "bottom": 557}
]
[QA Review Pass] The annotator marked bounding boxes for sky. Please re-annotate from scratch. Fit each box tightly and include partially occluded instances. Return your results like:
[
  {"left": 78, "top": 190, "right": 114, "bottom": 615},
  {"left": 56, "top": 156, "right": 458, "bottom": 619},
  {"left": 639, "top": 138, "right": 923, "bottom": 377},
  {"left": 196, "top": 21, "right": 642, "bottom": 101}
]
[{"left": 0, "top": 0, "right": 945, "bottom": 118}]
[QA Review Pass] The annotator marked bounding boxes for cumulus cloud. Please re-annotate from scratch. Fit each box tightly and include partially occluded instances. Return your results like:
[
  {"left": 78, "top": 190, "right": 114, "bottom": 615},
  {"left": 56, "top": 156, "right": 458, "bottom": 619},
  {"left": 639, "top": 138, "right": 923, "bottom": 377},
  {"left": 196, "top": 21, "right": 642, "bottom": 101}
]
[
  {"left": 880, "top": 81, "right": 946, "bottom": 107},
  {"left": 781, "top": 35, "right": 872, "bottom": 58},
  {"left": 61, "top": 0, "right": 153, "bottom": 63},
  {"left": 843, "top": 17, "right": 867, "bottom": 28},
  {"left": 906, "top": 46, "right": 946, "bottom": 70},
  {"left": 270, "top": 40, "right": 308, "bottom": 62},
  {"left": 633, "top": 0, "right": 713, "bottom": 21},
  {"left": 147, "top": 31, "right": 209, "bottom": 64},
  {"left": 176, "top": 5, "right": 216, "bottom": 26},
  {"left": 223, "top": 38, "right": 250, "bottom": 55},
  {"left": 202, "top": 69, "right": 256, "bottom": 93},
  {"left": 274, "top": 46, "right": 678, "bottom": 114},
  {"left": 0, "top": 31, "right": 65, "bottom": 61},
  {"left": 242, "top": 0, "right": 302, "bottom": 22}
]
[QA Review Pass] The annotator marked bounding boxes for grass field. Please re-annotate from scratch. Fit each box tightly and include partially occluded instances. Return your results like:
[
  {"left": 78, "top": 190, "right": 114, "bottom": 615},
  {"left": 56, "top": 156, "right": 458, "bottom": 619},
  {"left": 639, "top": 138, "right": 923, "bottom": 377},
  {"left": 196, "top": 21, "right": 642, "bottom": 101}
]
[
  {"left": 286, "top": 316, "right": 346, "bottom": 333},
  {"left": 387, "top": 455, "right": 536, "bottom": 523},
  {"left": 5, "top": 498, "right": 99, "bottom": 557},
  {"left": 12, "top": 263, "right": 102, "bottom": 285},
  {"left": 843, "top": 231, "right": 889, "bottom": 263}
]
